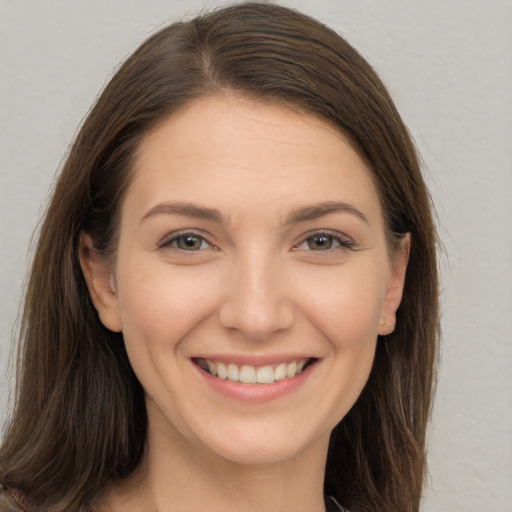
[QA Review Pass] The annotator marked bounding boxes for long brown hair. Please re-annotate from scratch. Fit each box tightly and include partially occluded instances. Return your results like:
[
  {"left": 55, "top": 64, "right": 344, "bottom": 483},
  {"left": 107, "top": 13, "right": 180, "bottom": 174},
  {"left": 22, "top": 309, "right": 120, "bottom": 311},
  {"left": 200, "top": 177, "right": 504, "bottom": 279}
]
[{"left": 0, "top": 3, "right": 438, "bottom": 511}]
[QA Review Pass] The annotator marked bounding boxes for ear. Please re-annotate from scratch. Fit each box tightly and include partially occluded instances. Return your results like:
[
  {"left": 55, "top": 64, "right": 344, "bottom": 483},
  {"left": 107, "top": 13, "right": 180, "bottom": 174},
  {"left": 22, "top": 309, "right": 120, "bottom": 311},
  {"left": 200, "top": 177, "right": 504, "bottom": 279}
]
[
  {"left": 79, "top": 233, "right": 123, "bottom": 332},
  {"left": 378, "top": 234, "right": 410, "bottom": 336}
]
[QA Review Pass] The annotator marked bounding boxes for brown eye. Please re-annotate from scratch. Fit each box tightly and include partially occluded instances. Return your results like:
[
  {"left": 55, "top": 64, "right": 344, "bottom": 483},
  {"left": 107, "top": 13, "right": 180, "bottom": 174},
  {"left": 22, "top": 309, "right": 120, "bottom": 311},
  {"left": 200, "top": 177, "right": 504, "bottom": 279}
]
[
  {"left": 307, "top": 234, "right": 337, "bottom": 250},
  {"left": 175, "top": 235, "right": 205, "bottom": 251},
  {"left": 158, "top": 231, "right": 216, "bottom": 252},
  {"left": 293, "top": 231, "right": 354, "bottom": 253}
]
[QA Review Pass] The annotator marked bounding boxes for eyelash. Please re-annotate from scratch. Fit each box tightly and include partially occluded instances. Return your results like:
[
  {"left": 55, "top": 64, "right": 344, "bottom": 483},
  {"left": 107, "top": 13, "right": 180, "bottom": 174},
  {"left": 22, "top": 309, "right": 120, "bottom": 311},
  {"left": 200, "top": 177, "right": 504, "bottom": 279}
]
[{"left": 157, "top": 230, "right": 354, "bottom": 253}]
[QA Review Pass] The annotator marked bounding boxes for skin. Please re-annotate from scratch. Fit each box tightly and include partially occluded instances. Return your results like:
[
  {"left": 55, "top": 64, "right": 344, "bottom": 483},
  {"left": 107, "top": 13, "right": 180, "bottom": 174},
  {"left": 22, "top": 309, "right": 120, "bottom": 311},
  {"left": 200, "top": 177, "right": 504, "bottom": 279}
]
[{"left": 81, "top": 95, "right": 409, "bottom": 512}]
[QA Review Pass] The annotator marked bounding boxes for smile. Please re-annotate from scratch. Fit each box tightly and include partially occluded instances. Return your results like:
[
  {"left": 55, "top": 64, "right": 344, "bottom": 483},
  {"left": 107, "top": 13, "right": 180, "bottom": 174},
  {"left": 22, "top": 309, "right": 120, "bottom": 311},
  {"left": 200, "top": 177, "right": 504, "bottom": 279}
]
[{"left": 195, "top": 357, "right": 315, "bottom": 384}]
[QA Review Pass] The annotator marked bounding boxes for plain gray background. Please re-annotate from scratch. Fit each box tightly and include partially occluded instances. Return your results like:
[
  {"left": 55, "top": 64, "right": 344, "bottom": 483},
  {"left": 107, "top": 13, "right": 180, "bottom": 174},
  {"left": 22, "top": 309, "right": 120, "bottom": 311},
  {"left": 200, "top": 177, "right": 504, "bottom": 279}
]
[{"left": 1, "top": 1, "right": 511, "bottom": 510}]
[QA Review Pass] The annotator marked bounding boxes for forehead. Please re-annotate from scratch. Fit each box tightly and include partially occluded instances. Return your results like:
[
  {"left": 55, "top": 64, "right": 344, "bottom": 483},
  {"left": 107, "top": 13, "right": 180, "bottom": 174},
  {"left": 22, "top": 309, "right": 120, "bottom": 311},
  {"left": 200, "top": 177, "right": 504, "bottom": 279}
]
[{"left": 126, "top": 95, "right": 383, "bottom": 228}]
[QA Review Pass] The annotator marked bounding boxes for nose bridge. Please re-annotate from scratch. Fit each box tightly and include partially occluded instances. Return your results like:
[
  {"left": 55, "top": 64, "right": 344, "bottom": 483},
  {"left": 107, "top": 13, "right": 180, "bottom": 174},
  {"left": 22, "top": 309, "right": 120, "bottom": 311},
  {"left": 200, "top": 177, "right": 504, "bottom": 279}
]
[{"left": 219, "top": 243, "right": 294, "bottom": 340}]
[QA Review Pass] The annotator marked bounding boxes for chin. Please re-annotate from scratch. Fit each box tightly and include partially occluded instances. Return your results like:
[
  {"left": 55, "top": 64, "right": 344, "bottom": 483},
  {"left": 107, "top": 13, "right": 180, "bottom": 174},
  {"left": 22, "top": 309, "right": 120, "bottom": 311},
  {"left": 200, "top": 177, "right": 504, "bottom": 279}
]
[{"left": 190, "top": 416, "right": 331, "bottom": 467}]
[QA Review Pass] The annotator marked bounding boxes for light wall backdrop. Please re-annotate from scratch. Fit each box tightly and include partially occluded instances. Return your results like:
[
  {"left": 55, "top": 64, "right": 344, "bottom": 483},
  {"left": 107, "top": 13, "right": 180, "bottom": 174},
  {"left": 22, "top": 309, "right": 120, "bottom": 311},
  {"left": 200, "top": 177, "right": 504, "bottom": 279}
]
[{"left": 1, "top": 1, "right": 511, "bottom": 510}]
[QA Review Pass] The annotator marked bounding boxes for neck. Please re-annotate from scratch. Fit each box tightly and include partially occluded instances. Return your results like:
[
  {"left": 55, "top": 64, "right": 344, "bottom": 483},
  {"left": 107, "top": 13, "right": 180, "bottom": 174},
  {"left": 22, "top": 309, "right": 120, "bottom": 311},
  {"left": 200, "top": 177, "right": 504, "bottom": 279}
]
[{"left": 99, "top": 409, "right": 330, "bottom": 512}]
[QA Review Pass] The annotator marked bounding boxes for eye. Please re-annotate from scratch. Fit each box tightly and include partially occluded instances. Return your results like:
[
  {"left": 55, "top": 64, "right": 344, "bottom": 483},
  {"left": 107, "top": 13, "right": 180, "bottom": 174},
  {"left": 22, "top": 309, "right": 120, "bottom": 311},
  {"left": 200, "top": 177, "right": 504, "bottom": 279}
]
[
  {"left": 294, "top": 231, "right": 354, "bottom": 252},
  {"left": 158, "top": 232, "right": 213, "bottom": 252},
  {"left": 306, "top": 234, "right": 338, "bottom": 251}
]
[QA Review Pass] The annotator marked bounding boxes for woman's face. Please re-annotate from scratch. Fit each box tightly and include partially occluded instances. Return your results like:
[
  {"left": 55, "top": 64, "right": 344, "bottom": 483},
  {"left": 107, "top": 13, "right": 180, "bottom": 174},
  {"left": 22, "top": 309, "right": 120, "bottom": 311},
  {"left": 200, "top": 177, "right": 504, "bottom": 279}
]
[{"left": 86, "top": 95, "right": 408, "bottom": 465}]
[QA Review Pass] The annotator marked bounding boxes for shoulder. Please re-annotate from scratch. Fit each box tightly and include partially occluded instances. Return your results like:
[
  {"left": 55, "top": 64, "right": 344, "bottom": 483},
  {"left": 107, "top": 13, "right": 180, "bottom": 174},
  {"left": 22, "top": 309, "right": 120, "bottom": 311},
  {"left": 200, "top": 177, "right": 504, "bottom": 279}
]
[{"left": 0, "top": 484, "right": 26, "bottom": 512}]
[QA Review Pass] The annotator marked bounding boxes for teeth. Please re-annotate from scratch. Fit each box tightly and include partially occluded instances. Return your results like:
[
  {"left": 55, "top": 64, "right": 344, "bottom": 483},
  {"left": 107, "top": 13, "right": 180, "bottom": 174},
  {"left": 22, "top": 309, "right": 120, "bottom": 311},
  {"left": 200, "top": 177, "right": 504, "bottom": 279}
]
[
  {"left": 206, "top": 360, "right": 217, "bottom": 376},
  {"left": 256, "top": 365, "right": 274, "bottom": 384},
  {"left": 239, "top": 365, "right": 257, "bottom": 384},
  {"left": 198, "top": 358, "right": 311, "bottom": 384},
  {"left": 286, "top": 361, "right": 297, "bottom": 378},
  {"left": 274, "top": 363, "right": 287, "bottom": 381},
  {"left": 216, "top": 362, "right": 228, "bottom": 380},
  {"left": 227, "top": 363, "right": 239, "bottom": 381}
]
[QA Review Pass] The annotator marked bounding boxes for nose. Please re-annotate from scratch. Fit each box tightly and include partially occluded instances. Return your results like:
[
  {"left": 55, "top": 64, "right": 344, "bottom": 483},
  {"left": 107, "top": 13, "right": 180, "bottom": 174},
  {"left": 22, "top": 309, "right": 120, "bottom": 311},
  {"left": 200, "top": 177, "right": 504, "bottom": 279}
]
[{"left": 218, "top": 251, "right": 294, "bottom": 341}]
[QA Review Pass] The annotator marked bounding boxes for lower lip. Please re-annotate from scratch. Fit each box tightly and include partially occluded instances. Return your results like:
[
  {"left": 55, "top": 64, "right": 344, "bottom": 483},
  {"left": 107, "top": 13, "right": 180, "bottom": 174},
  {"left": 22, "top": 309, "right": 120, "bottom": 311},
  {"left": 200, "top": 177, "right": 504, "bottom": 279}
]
[{"left": 192, "top": 361, "right": 317, "bottom": 403}]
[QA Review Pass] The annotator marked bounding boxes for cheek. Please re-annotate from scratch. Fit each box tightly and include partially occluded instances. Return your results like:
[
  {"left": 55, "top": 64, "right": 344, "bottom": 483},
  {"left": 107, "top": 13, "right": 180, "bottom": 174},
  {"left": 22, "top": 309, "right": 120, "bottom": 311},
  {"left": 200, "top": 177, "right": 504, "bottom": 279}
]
[
  {"left": 296, "top": 262, "right": 387, "bottom": 349},
  {"left": 296, "top": 266, "right": 385, "bottom": 422},
  {"left": 115, "top": 257, "right": 221, "bottom": 355}
]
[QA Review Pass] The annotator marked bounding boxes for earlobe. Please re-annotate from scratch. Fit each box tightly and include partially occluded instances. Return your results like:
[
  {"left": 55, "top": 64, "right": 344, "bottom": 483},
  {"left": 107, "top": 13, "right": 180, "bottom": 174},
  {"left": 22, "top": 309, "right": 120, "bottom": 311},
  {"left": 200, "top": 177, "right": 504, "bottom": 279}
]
[
  {"left": 79, "top": 233, "right": 123, "bottom": 332},
  {"left": 378, "top": 234, "right": 410, "bottom": 336}
]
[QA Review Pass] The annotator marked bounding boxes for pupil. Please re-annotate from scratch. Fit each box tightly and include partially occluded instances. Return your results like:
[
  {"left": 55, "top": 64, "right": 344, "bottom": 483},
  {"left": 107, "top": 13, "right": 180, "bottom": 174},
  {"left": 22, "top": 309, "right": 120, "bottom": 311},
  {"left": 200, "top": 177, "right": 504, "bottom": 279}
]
[{"left": 309, "top": 235, "right": 332, "bottom": 250}]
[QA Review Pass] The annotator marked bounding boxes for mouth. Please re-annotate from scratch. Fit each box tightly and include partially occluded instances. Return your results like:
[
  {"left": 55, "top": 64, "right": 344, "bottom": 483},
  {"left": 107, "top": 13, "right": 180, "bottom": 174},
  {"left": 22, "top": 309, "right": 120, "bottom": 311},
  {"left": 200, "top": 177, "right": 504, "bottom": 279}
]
[{"left": 193, "top": 357, "right": 317, "bottom": 384}]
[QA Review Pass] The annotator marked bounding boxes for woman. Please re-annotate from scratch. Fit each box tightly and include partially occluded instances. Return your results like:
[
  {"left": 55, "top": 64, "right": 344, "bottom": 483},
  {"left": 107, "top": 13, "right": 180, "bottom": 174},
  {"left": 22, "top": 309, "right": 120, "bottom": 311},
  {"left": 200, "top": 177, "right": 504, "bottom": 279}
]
[{"left": 0, "top": 3, "right": 438, "bottom": 511}]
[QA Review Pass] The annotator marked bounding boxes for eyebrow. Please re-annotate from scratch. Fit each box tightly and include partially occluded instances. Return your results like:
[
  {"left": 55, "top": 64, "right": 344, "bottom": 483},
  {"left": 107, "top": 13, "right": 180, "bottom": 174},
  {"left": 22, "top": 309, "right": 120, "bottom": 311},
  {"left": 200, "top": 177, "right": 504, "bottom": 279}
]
[
  {"left": 140, "top": 201, "right": 226, "bottom": 224},
  {"left": 140, "top": 200, "right": 368, "bottom": 226},
  {"left": 284, "top": 201, "right": 369, "bottom": 226}
]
